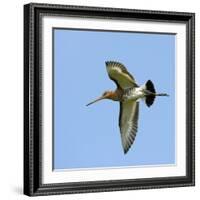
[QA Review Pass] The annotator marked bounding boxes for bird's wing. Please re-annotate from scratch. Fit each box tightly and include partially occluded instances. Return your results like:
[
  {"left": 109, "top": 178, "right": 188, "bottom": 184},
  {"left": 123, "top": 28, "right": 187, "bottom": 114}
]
[
  {"left": 119, "top": 101, "right": 139, "bottom": 154},
  {"left": 106, "top": 61, "right": 138, "bottom": 89}
]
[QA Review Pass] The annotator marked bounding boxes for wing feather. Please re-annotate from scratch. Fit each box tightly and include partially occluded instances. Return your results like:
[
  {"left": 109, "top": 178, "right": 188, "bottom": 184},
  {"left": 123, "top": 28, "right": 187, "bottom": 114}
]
[
  {"left": 106, "top": 61, "right": 138, "bottom": 89},
  {"left": 119, "top": 101, "right": 139, "bottom": 154}
]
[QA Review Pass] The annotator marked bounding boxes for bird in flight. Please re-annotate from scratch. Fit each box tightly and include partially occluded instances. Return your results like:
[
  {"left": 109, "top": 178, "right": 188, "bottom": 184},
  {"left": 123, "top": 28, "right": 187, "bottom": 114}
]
[{"left": 86, "top": 61, "right": 169, "bottom": 154}]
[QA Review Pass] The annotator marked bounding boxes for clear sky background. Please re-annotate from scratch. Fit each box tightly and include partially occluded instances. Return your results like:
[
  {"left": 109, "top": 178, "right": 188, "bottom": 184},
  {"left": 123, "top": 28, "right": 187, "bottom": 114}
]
[{"left": 53, "top": 28, "right": 175, "bottom": 170}]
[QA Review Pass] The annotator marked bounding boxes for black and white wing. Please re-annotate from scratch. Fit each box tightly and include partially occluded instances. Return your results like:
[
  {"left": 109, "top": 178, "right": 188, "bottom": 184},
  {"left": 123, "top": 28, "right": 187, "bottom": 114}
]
[
  {"left": 106, "top": 61, "right": 138, "bottom": 89},
  {"left": 119, "top": 101, "right": 139, "bottom": 154}
]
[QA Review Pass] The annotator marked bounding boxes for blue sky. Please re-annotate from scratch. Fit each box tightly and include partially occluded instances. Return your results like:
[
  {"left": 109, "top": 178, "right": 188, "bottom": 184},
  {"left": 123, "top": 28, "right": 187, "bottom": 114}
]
[{"left": 53, "top": 28, "right": 175, "bottom": 169}]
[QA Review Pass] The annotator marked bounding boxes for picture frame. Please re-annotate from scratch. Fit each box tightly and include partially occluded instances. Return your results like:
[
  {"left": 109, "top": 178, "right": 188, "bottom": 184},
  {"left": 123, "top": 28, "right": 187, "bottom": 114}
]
[{"left": 24, "top": 3, "right": 195, "bottom": 196}]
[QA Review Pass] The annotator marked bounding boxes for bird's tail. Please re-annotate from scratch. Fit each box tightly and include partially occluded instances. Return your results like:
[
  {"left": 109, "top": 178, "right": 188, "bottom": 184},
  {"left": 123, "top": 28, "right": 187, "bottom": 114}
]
[{"left": 145, "top": 80, "right": 156, "bottom": 107}]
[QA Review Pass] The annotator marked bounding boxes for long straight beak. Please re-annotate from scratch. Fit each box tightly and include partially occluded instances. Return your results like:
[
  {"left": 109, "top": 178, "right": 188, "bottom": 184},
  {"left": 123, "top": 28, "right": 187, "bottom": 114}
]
[{"left": 86, "top": 96, "right": 105, "bottom": 106}]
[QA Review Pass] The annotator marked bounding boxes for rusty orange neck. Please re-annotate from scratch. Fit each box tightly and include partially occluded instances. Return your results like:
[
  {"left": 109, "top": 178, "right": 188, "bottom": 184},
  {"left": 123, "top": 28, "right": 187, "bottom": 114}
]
[{"left": 107, "top": 89, "right": 122, "bottom": 101}]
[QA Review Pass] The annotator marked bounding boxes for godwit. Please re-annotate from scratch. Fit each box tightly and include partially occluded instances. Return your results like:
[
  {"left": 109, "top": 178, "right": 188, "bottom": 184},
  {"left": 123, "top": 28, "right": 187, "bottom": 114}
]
[{"left": 87, "top": 61, "right": 169, "bottom": 154}]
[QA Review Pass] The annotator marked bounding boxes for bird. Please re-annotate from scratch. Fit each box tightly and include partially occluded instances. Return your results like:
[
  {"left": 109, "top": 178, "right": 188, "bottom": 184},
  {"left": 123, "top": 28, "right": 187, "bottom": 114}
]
[{"left": 86, "top": 61, "right": 169, "bottom": 154}]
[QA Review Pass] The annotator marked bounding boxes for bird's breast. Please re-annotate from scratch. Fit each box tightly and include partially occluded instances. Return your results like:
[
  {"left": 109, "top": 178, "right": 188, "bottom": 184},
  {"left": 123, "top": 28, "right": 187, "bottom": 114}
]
[{"left": 122, "top": 87, "right": 145, "bottom": 101}]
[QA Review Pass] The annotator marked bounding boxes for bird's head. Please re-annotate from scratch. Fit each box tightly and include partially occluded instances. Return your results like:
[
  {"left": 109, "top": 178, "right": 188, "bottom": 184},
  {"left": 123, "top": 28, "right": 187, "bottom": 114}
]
[
  {"left": 102, "top": 91, "right": 114, "bottom": 99},
  {"left": 86, "top": 91, "right": 114, "bottom": 106}
]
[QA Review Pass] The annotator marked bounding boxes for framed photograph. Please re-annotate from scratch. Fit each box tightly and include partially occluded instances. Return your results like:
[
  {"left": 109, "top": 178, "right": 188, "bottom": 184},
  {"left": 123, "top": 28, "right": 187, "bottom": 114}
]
[{"left": 24, "top": 3, "right": 195, "bottom": 196}]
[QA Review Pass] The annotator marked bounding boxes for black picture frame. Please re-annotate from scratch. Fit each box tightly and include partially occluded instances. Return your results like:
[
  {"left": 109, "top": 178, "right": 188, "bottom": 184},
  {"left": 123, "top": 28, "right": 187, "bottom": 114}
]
[{"left": 24, "top": 3, "right": 195, "bottom": 196}]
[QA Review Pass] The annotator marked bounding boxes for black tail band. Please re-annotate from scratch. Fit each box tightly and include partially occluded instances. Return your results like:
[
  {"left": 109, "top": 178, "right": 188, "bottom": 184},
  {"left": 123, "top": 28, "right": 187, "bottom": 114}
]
[{"left": 145, "top": 80, "right": 156, "bottom": 107}]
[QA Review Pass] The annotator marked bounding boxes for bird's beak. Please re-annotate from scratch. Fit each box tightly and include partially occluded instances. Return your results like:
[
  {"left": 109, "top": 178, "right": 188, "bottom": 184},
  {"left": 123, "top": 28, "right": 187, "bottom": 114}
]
[{"left": 86, "top": 95, "right": 106, "bottom": 106}]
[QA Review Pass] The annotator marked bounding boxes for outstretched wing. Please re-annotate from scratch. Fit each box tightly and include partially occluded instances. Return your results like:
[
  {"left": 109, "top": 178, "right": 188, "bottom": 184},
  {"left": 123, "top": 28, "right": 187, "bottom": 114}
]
[
  {"left": 119, "top": 101, "right": 139, "bottom": 154},
  {"left": 106, "top": 61, "right": 138, "bottom": 89}
]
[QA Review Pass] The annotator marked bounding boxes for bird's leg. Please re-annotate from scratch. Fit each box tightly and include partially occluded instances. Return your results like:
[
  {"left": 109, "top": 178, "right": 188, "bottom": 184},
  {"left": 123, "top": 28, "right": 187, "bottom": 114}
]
[
  {"left": 155, "top": 93, "right": 169, "bottom": 96},
  {"left": 144, "top": 90, "right": 169, "bottom": 97}
]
